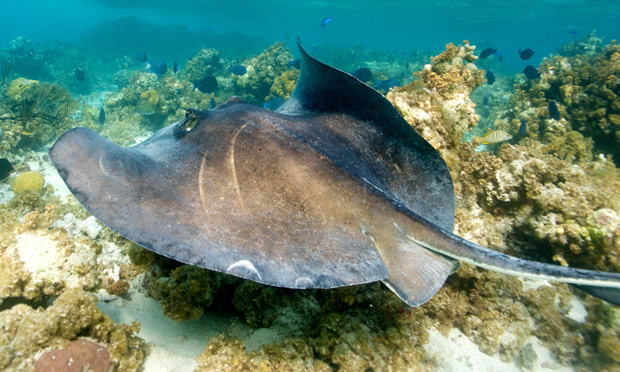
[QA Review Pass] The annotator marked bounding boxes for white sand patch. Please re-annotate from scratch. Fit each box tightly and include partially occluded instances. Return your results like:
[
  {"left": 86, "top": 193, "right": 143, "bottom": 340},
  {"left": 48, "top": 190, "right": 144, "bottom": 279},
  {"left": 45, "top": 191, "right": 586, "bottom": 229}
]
[
  {"left": 425, "top": 327, "right": 573, "bottom": 372},
  {"left": 98, "top": 291, "right": 237, "bottom": 372},
  {"left": 53, "top": 213, "right": 102, "bottom": 239},
  {"left": 245, "top": 327, "right": 285, "bottom": 352},
  {"left": 0, "top": 181, "right": 13, "bottom": 205},
  {"left": 96, "top": 277, "right": 297, "bottom": 371},
  {"left": 567, "top": 296, "right": 587, "bottom": 323},
  {"left": 520, "top": 277, "right": 552, "bottom": 292},
  {"left": 14, "top": 230, "right": 97, "bottom": 289}
]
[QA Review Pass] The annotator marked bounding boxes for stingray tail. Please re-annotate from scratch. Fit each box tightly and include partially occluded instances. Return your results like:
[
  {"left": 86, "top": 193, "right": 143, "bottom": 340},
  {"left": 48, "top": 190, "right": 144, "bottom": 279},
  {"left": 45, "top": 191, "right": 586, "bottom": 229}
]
[{"left": 404, "top": 215, "right": 620, "bottom": 306}]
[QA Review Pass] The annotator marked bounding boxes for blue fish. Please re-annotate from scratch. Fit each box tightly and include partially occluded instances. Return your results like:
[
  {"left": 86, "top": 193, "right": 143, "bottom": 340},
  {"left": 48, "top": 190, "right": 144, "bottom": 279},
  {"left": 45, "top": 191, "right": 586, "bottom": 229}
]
[
  {"left": 98, "top": 107, "right": 105, "bottom": 125},
  {"left": 518, "top": 48, "right": 535, "bottom": 60},
  {"left": 209, "top": 97, "right": 216, "bottom": 110},
  {"left": 193, "top": 75, "right": 218, "bottom": 94},
  {"left": 374, "top": 78, "right": 400, "bottom": 91},
  {"left": 135, "top": 51, "right": 147, "bottom": 62},
  {"left": 321, "top": 17, "right": 334, "bottom": 27},
  {"left": 263, "top": 96, "right": 284, "bottom": 111},
  {"left": 172, "top": 61, "right": 178, "bottom": 73},
  {"left": 75, "top": 68, "right": 85, "bottom": 82},
  {"left": 548, "top": 101, "right": 560, "bottom": 120},
  {"left": 519, "top": 119, "right": 527, "bottom": 137},
  {"left": 145, "top": 61, "right": 168, "bottom": 75},
  {"left": 482, "top": 92, "right": 490, "bottom": 106},
  {"left": 0, "top": 158, "right": 13, "bottom": 181},
  {"left": 479, "top": 48, "right": 497, "bottom": 59},
  {"left": 352, "top": 67, "right": 373, "bottom": 83},
  {"left": 289, "top": 59, "right": 301, "bottom": 69},
  {"left": 486, "top": 70, "right": 495, "bottom": 85},
  {"left": 229, "top": 65, "right": 247, "bottom": 75},
  {"left": 523, "top": 65, "right": 541, "bottom": 80}
]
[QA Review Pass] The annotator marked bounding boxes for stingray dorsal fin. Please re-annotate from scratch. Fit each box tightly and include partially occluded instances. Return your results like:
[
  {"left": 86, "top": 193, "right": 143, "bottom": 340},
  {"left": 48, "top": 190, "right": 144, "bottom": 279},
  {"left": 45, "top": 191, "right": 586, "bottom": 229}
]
[{"left": 278, "top": 38, "right": 417, "bottom": 141}]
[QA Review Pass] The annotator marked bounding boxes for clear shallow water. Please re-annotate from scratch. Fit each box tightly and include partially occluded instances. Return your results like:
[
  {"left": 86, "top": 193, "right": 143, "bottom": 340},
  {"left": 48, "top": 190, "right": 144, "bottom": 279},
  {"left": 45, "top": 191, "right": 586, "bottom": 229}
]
[{"left": 2, "top": 0, "right": 620, "bottom": 72}]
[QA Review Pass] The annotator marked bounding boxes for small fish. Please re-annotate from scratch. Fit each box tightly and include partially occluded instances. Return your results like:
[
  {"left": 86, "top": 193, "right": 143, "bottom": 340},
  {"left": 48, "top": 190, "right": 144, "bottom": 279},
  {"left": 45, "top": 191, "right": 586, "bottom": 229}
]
[
  {"left": 523, "top": 65, "right": 541, "bottom": 80},
  {"left": 21, "top": 132, "right": 34, "bottom": 136},
  {"left": 98, "top": 107, "right": 106, "bottom": 125},
  {"left": 289, "top": 59, "right": 301, "bottom": 69},
  {"left": 548, "top": 101, "right": 560, "bottom": 120},
  {"left": 498, "top": 53, "right": 503, "bottom": 62},
  {"left": 482, "top": 92, "right": 490, "bottom": 106},
  {"left": 263, "top": 96, "right": 284, "bottom": 111},
  {"left": 352, "top": 67, "right": 373, "bottom": 83},
  {"left": 193, "top": 75, "right": 218, "bottom": 94},
  {"left": 569, "top": 30, "right": 577, "bottom": 39},
  {"left": 145, "top": 61, "right": 168, "bottom": 75},
  {"left": 229, "top": 65, "right": 247, "bottom": 75},
  {"left": 134, "top": 102, "right": 156, "bottom": 115},
  {"left": 374, "top": 78, "right": 400, "bottom": 91},
  {"left": 321, "top": 17, "right": 334, "bottom": 27},
  {"left": 486, "top": 70, "right": 495, "bottom": 85},
  {"left": 172, "top": 61, "right": 178, "bottom": 73},
  {"left": 75, "top": 68, "right": 85, "bottom": 81},
  {"left": 518, "top": 119, "right": 527, "bottom": 137},
  {"left": 479, "top": 129, "right": 512, "bottom": 144},
  {"left": 209, "top": 97, "right": 217, "bottom": 110},
  {"left": 0, "top": 158, "right": 13, "bottom": 181},
  {"left": 136, "top": 51, "right": 147, "bottom": 62},
  {"left": 518, "top": 48, "right": 535, "bottom": 60},
  {"left": 479, "top": 48, "right": 497, "bottom": 59}
]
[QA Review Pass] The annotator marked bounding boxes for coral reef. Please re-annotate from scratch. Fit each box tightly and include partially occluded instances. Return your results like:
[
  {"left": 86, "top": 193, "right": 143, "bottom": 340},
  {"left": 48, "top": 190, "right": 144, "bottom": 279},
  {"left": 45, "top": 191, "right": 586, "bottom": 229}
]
[
  {"left": 12, "top": 171, "right": 45, "bottom": 194},
  {"left": 386, "top": 41, "right": 484, "bottom": 182},
  {"left": 232, "top": 42, "right": 295, "bottom": 103},
  {"left": 0, "top": 288, "right": 145, "bottom": 371},
  {"left": 266, "top": 69, "right": 299, "bottom": 101},
  {"left": 503, "top": 35, "right": 620, "bottom": 164},
  {"left": 0, "top": 37, "right": 50, "bottom": 80},
  {"left": 185, "top": 48, "right": 225, "bottom": 83},
  {"left": 102, "top": 70, "right": 211, "bottom": 142}
]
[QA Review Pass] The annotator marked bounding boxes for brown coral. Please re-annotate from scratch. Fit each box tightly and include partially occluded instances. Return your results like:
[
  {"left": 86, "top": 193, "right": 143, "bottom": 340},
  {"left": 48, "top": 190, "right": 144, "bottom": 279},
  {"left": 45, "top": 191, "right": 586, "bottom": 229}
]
[
  {"left": 35, "top": 338, "right": 110, "bottom": 372},
  {"left": 0, "top": 288, "right": 145, "bottom": 371}
]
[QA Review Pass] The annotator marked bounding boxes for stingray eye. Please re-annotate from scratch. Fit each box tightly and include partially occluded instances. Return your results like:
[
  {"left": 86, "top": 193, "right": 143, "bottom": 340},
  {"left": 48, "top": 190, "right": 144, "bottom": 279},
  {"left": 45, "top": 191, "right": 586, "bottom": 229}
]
[{"left": 184, "top": 109, "right": 199, "bottom": 131}]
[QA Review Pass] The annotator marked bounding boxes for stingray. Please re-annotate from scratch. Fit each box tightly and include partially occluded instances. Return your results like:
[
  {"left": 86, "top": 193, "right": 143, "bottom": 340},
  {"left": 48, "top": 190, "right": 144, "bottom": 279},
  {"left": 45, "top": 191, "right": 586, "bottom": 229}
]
[{"left": 50, "top": 38, "right": 620, "bottom": 307}]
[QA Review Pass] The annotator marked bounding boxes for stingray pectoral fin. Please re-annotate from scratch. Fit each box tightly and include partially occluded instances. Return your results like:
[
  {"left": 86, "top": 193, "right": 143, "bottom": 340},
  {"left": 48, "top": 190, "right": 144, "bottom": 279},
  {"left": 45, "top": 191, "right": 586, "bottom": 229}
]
[
  {"left": 366, "top": 222, "right": 456, "bottom": 306},
  {"left": 570, "top": 284, "right": 620, "bottom": 306},
  {"left": 404, "top": 213, "right": 620, "bottom": 306},
  {"left": 380, "top": 240, "right": 455, "bottom": 307}
]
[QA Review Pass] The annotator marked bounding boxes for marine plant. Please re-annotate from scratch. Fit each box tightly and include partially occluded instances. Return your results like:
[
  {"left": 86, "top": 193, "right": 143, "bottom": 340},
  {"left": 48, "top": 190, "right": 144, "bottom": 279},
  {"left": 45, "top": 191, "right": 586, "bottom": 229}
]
[
  {"left": 0, "top": 78, "right": 76, "bottom": 151},
  {"left": 0, "top": 57, "right": 11, "bottom": 87}
]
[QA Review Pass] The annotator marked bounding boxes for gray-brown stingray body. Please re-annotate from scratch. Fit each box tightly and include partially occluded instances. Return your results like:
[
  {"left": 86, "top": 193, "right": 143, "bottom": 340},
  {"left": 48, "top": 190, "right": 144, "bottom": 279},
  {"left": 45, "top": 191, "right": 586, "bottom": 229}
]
[{"left": 51, "top": 39, "right": 620, "bottom": 306}]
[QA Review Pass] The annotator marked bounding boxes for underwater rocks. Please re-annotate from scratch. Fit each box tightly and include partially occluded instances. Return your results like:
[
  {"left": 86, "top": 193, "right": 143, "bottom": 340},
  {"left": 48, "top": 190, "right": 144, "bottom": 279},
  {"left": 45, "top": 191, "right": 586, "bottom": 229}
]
[{"left": 0, "top": 288, "right": 145, "bottom": 371}]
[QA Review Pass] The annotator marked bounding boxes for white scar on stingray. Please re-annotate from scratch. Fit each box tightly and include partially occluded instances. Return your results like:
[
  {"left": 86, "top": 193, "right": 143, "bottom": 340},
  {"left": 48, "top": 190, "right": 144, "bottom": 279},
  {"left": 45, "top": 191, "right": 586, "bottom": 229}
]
[{"left": 226, "top": 259, "right": 261, "bottom": 280}]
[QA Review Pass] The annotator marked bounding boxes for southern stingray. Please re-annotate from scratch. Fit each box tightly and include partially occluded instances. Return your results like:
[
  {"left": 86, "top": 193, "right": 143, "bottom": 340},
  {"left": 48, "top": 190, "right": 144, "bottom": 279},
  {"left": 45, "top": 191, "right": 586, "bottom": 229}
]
[{"left": 50, "top": 38, "right": 620, "bottom": 307}]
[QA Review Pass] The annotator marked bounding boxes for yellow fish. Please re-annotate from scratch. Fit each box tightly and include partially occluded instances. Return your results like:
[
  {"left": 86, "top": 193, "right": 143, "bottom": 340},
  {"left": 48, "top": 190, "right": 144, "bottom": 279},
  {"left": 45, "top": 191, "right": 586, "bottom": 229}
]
[
  {"left": 479, "top": 129, "right": 512, "bottom": 144},
  {"left": 21, "top": 132, "right": 34, "bottom": 136}
]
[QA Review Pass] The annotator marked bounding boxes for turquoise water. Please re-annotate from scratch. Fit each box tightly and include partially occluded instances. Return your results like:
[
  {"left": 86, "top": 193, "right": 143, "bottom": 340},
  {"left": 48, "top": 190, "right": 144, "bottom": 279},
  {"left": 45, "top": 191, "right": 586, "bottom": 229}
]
[{"left": 2, "top": 0, "right": 620, "bottom": 72}]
